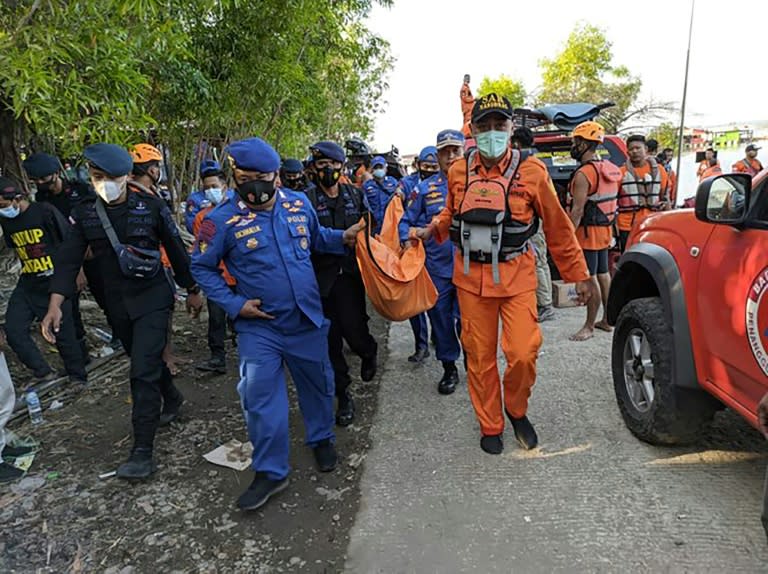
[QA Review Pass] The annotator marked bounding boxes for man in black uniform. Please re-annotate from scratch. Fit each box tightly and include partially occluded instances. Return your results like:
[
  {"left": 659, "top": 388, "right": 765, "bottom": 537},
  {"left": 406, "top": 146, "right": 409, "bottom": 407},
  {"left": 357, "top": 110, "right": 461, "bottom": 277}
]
[
  {"left": 305, "top": 141, "right": 378, "bottom": 426},
  {"left": 23, "top": 152, "right": 119, "bottom": 352},
  {"left": 0, "top": 177, "right": 87, "bottom": 384},
  {"left": 41, "top": 143, "right": 204, "bottom": 479},
  {"left": 280, "top": 158, "right": 310, "bottom": 193}
]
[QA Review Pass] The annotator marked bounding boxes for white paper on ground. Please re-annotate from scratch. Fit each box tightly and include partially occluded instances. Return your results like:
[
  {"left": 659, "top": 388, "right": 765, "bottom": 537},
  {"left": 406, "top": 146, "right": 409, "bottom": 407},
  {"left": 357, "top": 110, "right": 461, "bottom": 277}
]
[{"left": 203, "top": 439, "right": 253, "bottom": 471}]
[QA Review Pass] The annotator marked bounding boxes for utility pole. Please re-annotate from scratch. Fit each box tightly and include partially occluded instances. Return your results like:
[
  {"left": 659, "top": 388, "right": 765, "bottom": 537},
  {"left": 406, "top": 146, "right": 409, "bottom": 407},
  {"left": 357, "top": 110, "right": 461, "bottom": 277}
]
[{"left": 675, "top": 0, "right": 695, "bottom": 197}]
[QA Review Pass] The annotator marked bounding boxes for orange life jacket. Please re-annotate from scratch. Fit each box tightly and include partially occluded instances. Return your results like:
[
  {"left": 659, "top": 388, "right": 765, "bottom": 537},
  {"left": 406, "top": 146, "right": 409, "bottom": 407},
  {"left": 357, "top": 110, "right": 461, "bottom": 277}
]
[
  {"left": 618, "top": 158, "right": 664, "bottom": 212},
  {"left": 567, "top": 160, "right": 621, "bottom": 226},
  {"left": 448, "top": 148, "right": 537, "bottom": 284},
  {"left": 700, "top": 164, "right": 723, "bottom": 180}
]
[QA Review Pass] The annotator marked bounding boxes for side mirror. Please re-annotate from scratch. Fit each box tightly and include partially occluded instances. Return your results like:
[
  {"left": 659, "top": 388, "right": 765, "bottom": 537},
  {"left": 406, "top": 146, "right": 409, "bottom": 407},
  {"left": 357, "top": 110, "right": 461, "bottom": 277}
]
[{"left": 694, "top": 173, "right": 752, "bottom": 225}]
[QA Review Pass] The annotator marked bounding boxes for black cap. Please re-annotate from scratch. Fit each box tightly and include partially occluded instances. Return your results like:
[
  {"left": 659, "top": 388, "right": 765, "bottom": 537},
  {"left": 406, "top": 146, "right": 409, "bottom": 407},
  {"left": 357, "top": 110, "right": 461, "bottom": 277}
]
[
  {"left": 746, "top": 144, "right": 761, "bottom": 152},
  {"left": 0, "top": 176, "right": 24, "bottom": 199},
  {"left": 22, "top": 153, "right": 60, "bottom": 178},
  {"left": 471, "top": 93, "right": 513, "bottom": 123}
]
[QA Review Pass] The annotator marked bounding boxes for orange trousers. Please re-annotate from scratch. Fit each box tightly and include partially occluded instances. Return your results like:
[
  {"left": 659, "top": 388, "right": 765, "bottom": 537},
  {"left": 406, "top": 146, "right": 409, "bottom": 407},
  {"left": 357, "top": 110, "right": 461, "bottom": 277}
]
[{"left": 457, "top": 288, "right": 542, "bottom": 435}]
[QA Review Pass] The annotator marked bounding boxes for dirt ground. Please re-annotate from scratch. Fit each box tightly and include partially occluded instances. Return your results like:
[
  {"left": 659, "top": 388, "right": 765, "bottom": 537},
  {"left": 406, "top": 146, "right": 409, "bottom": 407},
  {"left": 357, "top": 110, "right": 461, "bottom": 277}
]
[{"left": 0, "top": 288, "right": 389, "bottom": 574}]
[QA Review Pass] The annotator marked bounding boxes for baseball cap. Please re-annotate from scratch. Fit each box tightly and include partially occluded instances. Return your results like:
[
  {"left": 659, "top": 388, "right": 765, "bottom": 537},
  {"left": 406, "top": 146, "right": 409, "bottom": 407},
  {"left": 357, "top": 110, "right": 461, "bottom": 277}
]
[
  {"left": 471, "top": 93, "right": 513, "bottom": 123},
  {"left": 436, "top": 130, "right": 465, "bottom": 150},
  {"left": 746, "top": 144, "right": 761, "bottom": 152}
]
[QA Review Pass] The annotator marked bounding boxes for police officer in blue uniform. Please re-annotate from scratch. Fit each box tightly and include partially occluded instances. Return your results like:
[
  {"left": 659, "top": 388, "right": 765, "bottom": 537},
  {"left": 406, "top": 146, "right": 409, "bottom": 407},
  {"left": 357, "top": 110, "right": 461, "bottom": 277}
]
[
  {"left": 399, "top": 130, "right": 465, "bottom": 394},
  {"left": 362, "top": 155, "right": 399, "bottom": 235},
  {"left": 280, "top": 158, "right": 310, "bottom": 193},
  {"left": 304, "top": 141, "right": 379, "bottom": 427},
  {"left": 42, "top": 143, "right": 204, "bottom": 479},
  {"left": 397, "top": 146, "right": 440, "bottom": 364},
  {"left": 190, "top": 137, "right": 365, "bottom": 511},
  {"left": 184, "top": 160, "right": 216, "bottom": 233}
]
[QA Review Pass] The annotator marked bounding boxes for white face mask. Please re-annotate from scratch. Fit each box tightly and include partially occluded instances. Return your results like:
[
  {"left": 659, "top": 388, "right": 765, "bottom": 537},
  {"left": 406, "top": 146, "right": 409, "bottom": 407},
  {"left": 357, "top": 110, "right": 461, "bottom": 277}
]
[
  {"left": 205, "top": 187, "right": 224, "bottom": 205},
  {"left": 93, "top": 176, "right": 127, "bottom": 203}
]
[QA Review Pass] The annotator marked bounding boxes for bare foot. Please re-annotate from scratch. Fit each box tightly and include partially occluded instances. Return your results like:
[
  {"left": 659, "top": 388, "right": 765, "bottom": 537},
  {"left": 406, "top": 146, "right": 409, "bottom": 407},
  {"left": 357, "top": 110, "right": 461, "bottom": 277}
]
[
  {"left": 569, "top": 326, "right": 594, "bottom": 341},
  {"left": 595, "top": 321, "right": 613, "bottom": 332}
]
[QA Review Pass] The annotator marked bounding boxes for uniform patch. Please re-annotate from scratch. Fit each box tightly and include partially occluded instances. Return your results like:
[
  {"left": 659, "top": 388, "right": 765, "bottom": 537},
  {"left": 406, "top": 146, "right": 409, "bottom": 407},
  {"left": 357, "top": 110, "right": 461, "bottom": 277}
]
[
  {"left": 746, "top": 267, "right": 768, "bottom": 375},
  {"left": 235, "top": 226, "right": 260, "bottom": 239},
  {"left": 198, "top": 219, "right": 217, "bottom": 243},
  {"left": 293, "top": 199, "right": 304, "bottom": 207},
  {"left": 282, "top": 202, "right": 292, "bottom": 209},
  {"left": 295, "top": 225, "right": 307, "bottom": 235},
  {"left": 198, "top": 240, "right": 208, "bottom": 254},
  {"left": 246, "top": 237, "right": 259, "bottom": 249},
  {"left": 299, "top": 237, "right": 309, "bottom": 250},
  {"left": 286, "top": 215, "right": 307, "bottom": 223},
  {"left": 226, "top": 214, "right": 241, "bottom": 225}
]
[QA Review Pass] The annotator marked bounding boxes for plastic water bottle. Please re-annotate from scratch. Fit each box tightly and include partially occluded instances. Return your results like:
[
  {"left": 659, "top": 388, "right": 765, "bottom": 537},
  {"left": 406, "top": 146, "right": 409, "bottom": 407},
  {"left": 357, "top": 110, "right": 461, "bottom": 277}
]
[{"left": 26, "top": 391, "right": 44, "bottom": 425}]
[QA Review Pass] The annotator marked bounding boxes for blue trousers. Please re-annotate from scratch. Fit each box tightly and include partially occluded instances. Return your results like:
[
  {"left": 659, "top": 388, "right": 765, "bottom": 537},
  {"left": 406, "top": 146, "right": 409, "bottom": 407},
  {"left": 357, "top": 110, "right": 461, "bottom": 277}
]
[
  {"left": 427, "top": 275, "right": 461, "bottom": 362},
  {"left": 237, "top": 322, "right": 335, "bottom": 480},
  {"left": 409, "top": 312, "right": 428, "bottom": 352}
]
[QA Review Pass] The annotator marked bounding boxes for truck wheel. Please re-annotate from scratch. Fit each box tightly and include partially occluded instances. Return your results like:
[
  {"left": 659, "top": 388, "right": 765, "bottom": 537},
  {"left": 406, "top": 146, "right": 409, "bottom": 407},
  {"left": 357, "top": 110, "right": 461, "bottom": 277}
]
[{"left": 612, "top": 297, "right": 716, "bottom": 445}]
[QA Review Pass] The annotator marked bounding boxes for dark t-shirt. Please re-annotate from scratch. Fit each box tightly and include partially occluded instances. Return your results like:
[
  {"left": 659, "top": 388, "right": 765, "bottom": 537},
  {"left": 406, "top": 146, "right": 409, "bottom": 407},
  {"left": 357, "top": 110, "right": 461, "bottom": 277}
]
[
  {"left": 1, "top": 202, "right": 70, "bottom": 289},
  {"left": 36, "top": 180, "right": 94, "bottom": 219}
]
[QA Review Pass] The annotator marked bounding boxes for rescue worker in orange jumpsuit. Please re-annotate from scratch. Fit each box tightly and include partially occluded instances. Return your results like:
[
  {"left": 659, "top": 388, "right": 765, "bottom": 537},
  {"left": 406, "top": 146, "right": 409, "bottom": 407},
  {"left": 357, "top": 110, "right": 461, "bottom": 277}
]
[
  {"left": 414, "top": 93, "right": 593, "bottom": 455},
  {"left": 732, "top": 144, "right": 763, "bottom": 176},
  {"left": 192, "top": 161, "right": 236, "bottom": 374},
  {"left": 616, "top": 134, "right": 669, "bottom": 253},
  {"left": 566, "top": 121, "right": 621, "bottom": 341},
  {"left": 695, "top": 147, "right": 719, "bottom": 180},
  {"left": 460, "top": 74, "right": 474, "bottom": 139}
]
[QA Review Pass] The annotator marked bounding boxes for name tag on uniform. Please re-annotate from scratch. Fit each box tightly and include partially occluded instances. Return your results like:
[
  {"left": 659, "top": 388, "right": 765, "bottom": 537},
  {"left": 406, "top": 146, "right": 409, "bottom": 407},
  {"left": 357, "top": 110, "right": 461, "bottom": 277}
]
[{"left": 235, "top": 226, "right": 261, "bottom": 239}]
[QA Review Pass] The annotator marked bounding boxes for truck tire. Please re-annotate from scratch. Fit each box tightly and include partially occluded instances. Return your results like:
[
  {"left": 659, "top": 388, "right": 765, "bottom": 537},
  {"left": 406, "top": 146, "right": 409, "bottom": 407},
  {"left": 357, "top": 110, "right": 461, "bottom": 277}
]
[{"left": 612, "top": 297, "right": 716, "bottom": 445}]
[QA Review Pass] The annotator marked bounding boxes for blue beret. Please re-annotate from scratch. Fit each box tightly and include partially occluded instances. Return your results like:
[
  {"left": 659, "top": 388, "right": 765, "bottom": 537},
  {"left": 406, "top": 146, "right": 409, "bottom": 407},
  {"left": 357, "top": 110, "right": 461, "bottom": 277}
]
[
  {"left": 227, "top": 137, "right": 280, "bottom": 173},
  {"left": 282, "top": 159, "right": 304, "bottom": 173},
  {"left": 371, "top": 155, "right": 387, "bottom": 167},
  {"left": 310, "top": 141, "right": 345, "bottom": 163},
  {"left": 200, "top": 159, "right": 222, "bottom": 177},
  {"left": 83, "top": 144, "right": 133, "bottom": 177},
  {"left": 418, "top": 146, "right": 438, "bottom": 163},
  {"left": 436, "top": 129, "right": 465, "bottom": 150},
  {"left": 22, "top": 153, "right": 60, "bottom": 178}
]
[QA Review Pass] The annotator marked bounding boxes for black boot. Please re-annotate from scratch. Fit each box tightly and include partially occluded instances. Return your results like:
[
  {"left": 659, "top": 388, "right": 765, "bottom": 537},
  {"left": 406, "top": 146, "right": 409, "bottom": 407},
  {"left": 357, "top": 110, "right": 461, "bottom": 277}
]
[
  {"left": 313, "top": 439, "right": 338, "bottom": 472},
  {"left": 360, "top": 352, "right": 378, "bottom": 382},
  {"left": 116, "top": 448, "right": 157, "bottom": 479},
  {"left": 437, "top": 362, "right": 459, "bottom": 395},
  {"left": 506, "top": 411, "right": 538, "bottom": 450},
  {"left": 480, "top": 434, "right": 504, "bottom": 455},
  {"left": 159, "top": 390, "right": 184, "bottom": 427},
  {"left": 0, "top": 461, "right": 23, "bottom": 483},
  {"left": 196, "top": 356, "right": 226, "bottom": 374},
  {"left": 237, "top": 473, "right": 289, "bottom": 511},
  {"left": 336, "top": 390, "right": 355, "bottom": 427},
  {"left": 407, "top": 347, "right": 430, "bottom": 364},
  {"left": 2, "top": 444, "right": 34, "bottom": 459}
]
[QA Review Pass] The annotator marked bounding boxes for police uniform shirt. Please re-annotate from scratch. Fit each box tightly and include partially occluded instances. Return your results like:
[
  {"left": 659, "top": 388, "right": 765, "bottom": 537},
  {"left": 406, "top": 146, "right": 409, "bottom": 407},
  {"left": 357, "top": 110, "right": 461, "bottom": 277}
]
[
  {"left": 1, "top": 202, "right": 69, "bottom": 290},
  {"left": 190, "top": 189, "right": 347, "bottom": 335},
  {"left": 50, "top": 191, "right": 195, "bottom": 318}
]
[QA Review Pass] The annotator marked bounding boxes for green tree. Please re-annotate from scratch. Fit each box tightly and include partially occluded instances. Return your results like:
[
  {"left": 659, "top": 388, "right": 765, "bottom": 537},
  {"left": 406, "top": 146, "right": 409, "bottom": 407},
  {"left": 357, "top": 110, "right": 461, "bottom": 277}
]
[
  {"left": 477, "top": 75, "right": 526, "bottom": 108},
  {"left": 647, "top": 122, "right": 679, "bottom": 151},
  {"left": 537, "top": 23, "right": 641, "bottom": 133},
  {"left": 0, "top": 0, "right": 392, "bottom": 200}
]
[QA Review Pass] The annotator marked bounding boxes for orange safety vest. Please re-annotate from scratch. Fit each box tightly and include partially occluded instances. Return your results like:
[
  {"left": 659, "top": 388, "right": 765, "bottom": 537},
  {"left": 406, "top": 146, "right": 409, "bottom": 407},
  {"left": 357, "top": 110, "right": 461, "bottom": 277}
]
[
  {"left": 567, "top": 160, "right": 621, "bottom": 226},
  {"left": 448, "top": 148, "right": 537, "bottom": 284},
  {"left": 618, "top": 158, "right": 664, "bottom": 212}
]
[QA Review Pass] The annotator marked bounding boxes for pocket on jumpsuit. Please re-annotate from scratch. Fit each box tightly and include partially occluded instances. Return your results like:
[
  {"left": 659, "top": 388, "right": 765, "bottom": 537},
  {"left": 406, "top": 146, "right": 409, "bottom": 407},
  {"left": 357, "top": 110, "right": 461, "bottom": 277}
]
[{"left": 238, "top": 358, "right": 271, "bottom": 415}]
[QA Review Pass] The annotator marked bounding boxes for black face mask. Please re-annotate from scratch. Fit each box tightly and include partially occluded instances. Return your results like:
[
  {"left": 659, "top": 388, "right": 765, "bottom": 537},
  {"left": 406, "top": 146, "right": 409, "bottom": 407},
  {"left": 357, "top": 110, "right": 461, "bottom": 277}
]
[
  {"left": 419, "top": 170, "right": 438, "bottom": 181},
  {"left": 283, "top": 176, "right": 304, "bottom": 190},
  {"left": 569, "top": 143, "right": 586, "bottom": 161},
  {"left": 36, "top": 180, "right": 54, "bottom": 194},
  {"left": 237, "top": 179, "right": 276, "bottom": 205},
  {"left": 317, "top": 166, "right": 341, "bottom": 189}
]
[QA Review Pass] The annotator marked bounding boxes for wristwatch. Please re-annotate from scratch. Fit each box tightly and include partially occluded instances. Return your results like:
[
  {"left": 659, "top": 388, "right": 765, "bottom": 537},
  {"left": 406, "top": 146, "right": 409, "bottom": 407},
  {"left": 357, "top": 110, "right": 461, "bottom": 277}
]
[{"left": 187, "top": 284, "right": 201, "bottom": 295}]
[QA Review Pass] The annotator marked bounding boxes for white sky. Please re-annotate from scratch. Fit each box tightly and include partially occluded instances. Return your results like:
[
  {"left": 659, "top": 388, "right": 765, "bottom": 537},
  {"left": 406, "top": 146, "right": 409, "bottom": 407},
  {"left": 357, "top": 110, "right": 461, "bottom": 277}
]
[{"left": 366, "top": 0, "right": 768, "bottom": 155}]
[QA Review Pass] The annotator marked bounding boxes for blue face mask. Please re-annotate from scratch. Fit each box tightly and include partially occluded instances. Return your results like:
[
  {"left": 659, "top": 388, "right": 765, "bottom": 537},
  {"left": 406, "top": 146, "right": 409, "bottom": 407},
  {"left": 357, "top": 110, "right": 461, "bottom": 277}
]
[
  {"left": 205, "top": 187, "right": 224, "bottom": 205},
  {"left": 372, "top": 168, "right": 386, "bottom": 179},
  {"left": 475, "top": 130, "right": 509, "bottom": 159},
  {"left": 0, "top": 205, "right": 20, "bottom": 219}
]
